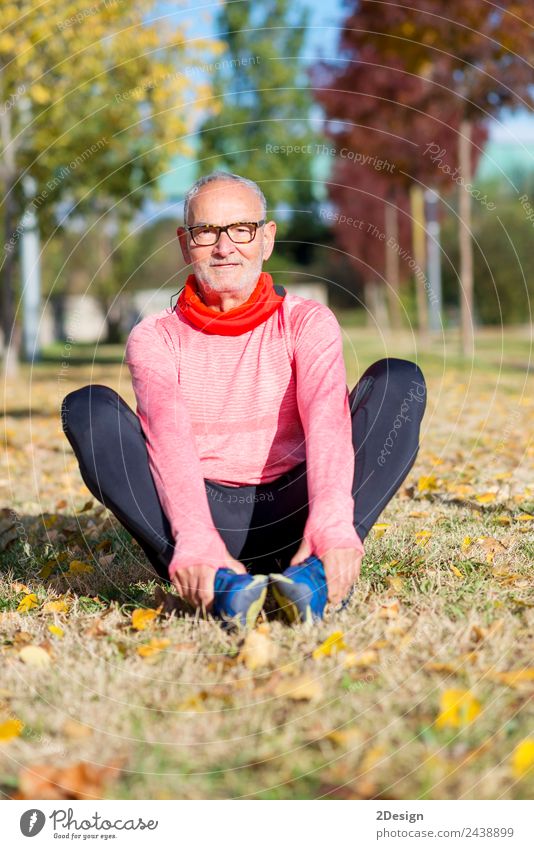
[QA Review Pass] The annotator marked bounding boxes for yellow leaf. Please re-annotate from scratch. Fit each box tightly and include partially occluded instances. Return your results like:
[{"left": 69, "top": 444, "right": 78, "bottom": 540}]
[
  {"left": 487, "top": 668, "right": 534, "bottom": 688},
  {"left": 48, "top": 624, "right": 64, "bottom": 638},
  {"left": 0, "top": 718, "right": 23, "bottom": 743},
  {"left": 42, "top": 598, "right": 70, "bottom": 614},
  {"left": 131, "top": 607, "right": 160, "bottom": 630},
  {"left": 516, "top": 513, "right": 534, "bottom": 522},
  {"left": 137, "top": 638, "right": 170, "bottom": 658},
  {"left": 372, "top": 523, "right": 390, "bottom": 538},
  {"left": 68, "top": 560, "right": 93, "bottom": 574},
  {"left": 312, "top": 631, "right": 347, "bottom": 660},
  {"left": 495, "top": 515, "right": 511, "bottom": 526},
  {"left": 238, "top": 625, "right": 278, "bottom": 670},
  {"left": 511, "top": 739, "right": 534, "bottom": 779},
  {"left": 461, "top": 536, "right": 472, "bottom": 551},
  {"left": 360, "top": 744, "right": 386, "bottom": 772},
  {"left": 435, "top": 689, "right": 481, "bottom": 729},
  {"left": 343, "top": 649, "right": 378, "bottom": 668},
  {"left": 274, "top": 674, "right": 323, "bottom": 701},
  {"left": 475, "top": 492, "right": 496, "bottom": 504},
  {"left": 418, "top": 475, "right": 438, "bottom": 492},
  {"left": 415, "top": 530, "right": 432, "bottom": 546},
  {"left": 19, "top": 645, "right": 51, "bottom": 668},
  {"left": 17, "top": 593, "right": 39, "bottom": 613},
  {"left": 450, "top": 565, "right": 464, "bottom": 579},
  {"left": 43, "top": 514, "right": 58, "bottom": 528},
  {"left": 386, "top": 575, "right": 404, "bottom": 592},
  {"left": 326, "top": 726, "right": 362, "bottom": 748}
]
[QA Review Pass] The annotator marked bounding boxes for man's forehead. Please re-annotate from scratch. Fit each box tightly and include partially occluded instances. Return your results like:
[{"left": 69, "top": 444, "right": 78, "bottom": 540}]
[{"left": 188, "top": 181, "right": 262, "bottom": 222}]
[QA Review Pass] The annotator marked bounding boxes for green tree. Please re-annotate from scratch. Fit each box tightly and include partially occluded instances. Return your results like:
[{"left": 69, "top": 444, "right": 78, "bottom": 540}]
[
  {"left": 0, "top": 0, "right": 220, "bottom": 373},
  {"left": 197, "top": 0, "right": 318, "bottom": 226}
]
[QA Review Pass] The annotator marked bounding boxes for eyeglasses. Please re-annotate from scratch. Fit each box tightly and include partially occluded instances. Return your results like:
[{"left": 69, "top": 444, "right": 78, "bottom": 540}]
[{"left": 186, "top": 220, "right": 265, "bottom": 246}]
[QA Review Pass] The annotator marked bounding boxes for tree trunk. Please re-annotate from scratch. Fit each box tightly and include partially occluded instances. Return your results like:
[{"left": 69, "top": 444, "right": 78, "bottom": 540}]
[
  {"left": 410, "top": 184, "right": 429, "bottom": 341},
  {"left": 384, "top": 197, "right": 402, "bottom": 329},
  {"left": 458, "top": 118, "right": 474, "bottom": 357},
  {"left": 364, "top": 279, "right": 390, "bottom": 329}
]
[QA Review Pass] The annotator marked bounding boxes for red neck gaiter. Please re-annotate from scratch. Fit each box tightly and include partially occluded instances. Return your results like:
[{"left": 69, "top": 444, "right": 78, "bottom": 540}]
[{"left": 177, "top": 271, "right": 285, "bottom": 336}]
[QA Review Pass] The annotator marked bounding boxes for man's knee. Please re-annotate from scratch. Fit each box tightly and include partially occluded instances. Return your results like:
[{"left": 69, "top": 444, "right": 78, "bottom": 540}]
[
  {"left": 61, "top": 384, "right": 119, "bottom": 436},
  {"left": 367, "top": 358, "right": 426, "bottom": 406}
]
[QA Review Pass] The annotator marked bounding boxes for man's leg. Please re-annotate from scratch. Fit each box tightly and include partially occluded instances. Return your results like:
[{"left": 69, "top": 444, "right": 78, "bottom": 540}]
[
  {"left": 61, "top": 385, "right": 264, "bottom": 579},
  {"left": 245, "top": 357, "right": 427, "bottom": 568},
  {"left": 61, "top": 385, "right": 175, "bottom": 580},
  {"left": 348, "top": 357, "right": 427, "bottom": 541}
]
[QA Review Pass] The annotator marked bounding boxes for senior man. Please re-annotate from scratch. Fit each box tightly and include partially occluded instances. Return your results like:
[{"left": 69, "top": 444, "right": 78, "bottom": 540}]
[{"left": 61, "top": 170, "right": 426, "bottom": 626}]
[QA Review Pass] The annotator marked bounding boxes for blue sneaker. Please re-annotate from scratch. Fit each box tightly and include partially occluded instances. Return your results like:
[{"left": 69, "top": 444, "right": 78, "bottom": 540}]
[
  {"left": 269, "top": 556, "right": 328, "bottom": 624},
  {"left": 212, "top": 568, "right": 268, "bottom": 628}
]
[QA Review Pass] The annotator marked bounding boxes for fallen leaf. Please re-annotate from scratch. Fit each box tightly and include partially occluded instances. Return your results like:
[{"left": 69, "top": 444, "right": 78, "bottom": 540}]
[
  {"left": 0, "top": 718, "right": 23, "bottom": 743},
  {"left": 11, "top": 582, "right": 31, "bottom": 594},
  {"left": 379, "top": 599, "right": 400, "bottom": 619},
  {"left": 274, "top": 674, "right": 323, "bottom": 701},
  {"left": 131, "top": 607, "right": 161, "bottom": 631},
  {"left": 312, "top": 631, "right": 347, "bottom": 660},
  {"left": 326, "top": 726, "right": 362, "bottom": 748},
  {"left": 136, "top": 638, "right": 171, "bottom": 658},
  {"left": 461, "top": 536, "right": 472, "bottom": 551},
  {"left": 42, "top": 598, "right": 70, "bottom": 614},
  {"left": 475, "top": 492, "right": 496, "bottom": 504},
  {"left": 435, "top": 689, "right": 481, "bottom": 729},
  {"left": 76, "top": 500, "right": 94, "bottom": 513},
  {"left": 386, "top": 575, "right": 404, "bottom": 592},
  {"left": 450, "top": 565, "right": 464, "bottom": 579},
  {"left": 48, "top": 624, "right": 64, "bottom": 638},
  {"left": 19, "top": 645, "right": 51, "bottom": 668},
  {"left": 372, "top": 523, "right": 390, "bottom": 538},
  {"left": 516, "top": 513, "right": 534, "bottom": 522},
  {"left": 343, "top": 650, "right": 378, "bottom": 669},
  {"left": 511, "top": 739, "right": 534, "bottom": 779},
  {"left": 63, "top": 720, "right": 93, "bottom": 740},
  {"left": 16, "top": 760, "right": 121, "bottom": 800},
  {"left": 238, "top": 624, "right": 278, "bottom": 670},
  {"left": 486, "top": 668, "right": 534, "bottom": 688},
  {"left": 418, "top": 475, "right": 439, "bottom": 493},
  {"left": 68, "top": 560, "right": 93, "bottom": 574},
  {"left": 415, "top": 530, "right": 432, "bottom": 546},
  {"left": 17, "top": 593, "right": 39, "bottom": 613}
]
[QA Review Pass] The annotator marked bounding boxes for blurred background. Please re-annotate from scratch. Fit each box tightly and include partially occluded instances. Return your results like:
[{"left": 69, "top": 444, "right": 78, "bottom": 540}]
[{"left": 1, "top": 0, "right": 533, "bottom": 371}]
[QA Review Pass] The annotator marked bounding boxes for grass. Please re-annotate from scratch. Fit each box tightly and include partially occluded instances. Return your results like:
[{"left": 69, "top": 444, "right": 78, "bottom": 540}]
[{"left": 0, "top": 324, "right": 533, "bottom": 800}]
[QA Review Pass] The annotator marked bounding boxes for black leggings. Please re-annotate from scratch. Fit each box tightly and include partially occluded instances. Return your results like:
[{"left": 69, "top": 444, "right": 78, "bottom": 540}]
[{"left": 61, "top": 357, "right": 426, "bottom": 581}]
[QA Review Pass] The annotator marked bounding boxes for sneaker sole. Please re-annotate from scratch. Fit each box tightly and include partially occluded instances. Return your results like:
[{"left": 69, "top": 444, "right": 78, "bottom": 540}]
[{"left": 270, "top": 575, "right": 313, "bottom": 625}]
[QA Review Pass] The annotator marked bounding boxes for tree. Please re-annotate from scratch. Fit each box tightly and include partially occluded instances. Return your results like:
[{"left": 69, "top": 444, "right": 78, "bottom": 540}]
[
  {"left": 332, "top": 0, "right": 534, "bottom": 353},
  {"left": 197, "top": 0, "right": 318, "bottom": 225},
  {"left": 313, "top": 38, "right": 487, "bottom": 332},
  {"left": 0, "top": 0, "right": 219, "bottom": 373}
]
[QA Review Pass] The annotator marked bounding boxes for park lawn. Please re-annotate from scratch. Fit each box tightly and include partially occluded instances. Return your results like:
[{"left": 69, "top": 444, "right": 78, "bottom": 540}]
[{"left": 0, "top": 325, "right": 533, "bottom": 800}]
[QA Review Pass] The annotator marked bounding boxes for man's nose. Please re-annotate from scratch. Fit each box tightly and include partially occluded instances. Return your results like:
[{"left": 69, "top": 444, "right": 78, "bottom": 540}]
[{"left": 212, "top": 230, "right": 236, "bottom": 256}]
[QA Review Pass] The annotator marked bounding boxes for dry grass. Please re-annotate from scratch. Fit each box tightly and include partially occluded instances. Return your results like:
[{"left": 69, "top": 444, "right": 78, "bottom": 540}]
[{"left": 0, "top": 325, "right": 533, "bottom": 799}]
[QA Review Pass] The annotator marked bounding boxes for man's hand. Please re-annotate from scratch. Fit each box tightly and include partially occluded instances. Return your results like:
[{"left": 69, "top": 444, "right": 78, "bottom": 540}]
[
  {"left": 170, "top": 551, "right": 247, "bottom": 611},
  {"left": 290, "top": 539, "right": 362, "bottom": 604}
]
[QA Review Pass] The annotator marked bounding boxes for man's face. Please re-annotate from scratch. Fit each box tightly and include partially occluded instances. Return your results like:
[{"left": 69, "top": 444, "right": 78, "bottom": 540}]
[{"left": 177, "top": 180, "right": 276, "bottom": 297}]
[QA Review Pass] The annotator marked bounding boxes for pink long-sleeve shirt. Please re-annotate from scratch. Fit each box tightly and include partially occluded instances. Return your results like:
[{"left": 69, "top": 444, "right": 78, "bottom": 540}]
[{"left": 125, "top": 291, "right": 364, "bottom": 577}]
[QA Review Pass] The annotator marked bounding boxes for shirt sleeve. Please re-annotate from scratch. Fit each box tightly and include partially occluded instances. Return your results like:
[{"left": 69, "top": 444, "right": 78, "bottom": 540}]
[
  {"left": 292, "top": 303, "right": 364, "bottom": 559},
  {"left": 124, "top": 317, "right": 229, "bottom": 577}
]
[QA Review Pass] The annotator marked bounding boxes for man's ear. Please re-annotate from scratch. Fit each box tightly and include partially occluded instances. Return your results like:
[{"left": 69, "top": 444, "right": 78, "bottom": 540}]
[
  {"left": 262, "top": 219, "right": 277, "bottom": 262},
  {"left": 177, "top": 226, "right": 191, "bottom": 264}
]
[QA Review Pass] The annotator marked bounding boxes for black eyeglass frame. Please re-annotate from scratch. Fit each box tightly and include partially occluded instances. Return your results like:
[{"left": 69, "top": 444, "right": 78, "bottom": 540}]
[{"left": 186, "top": 219, "right": 266, "bottom": 246}]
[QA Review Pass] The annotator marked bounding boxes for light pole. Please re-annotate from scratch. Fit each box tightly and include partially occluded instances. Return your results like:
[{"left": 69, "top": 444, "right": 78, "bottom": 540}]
[
  {"left": 21, "top": 173, "right": 42, "bottom": 362},
  {"left": 425, "top": 188, "right": 443, "bottom": 332}
]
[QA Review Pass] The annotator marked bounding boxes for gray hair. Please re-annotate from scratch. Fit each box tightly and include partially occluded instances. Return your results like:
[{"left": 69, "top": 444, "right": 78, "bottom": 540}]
[{"left": 183, "top": 170, "right": 267, "bottom": 224}]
